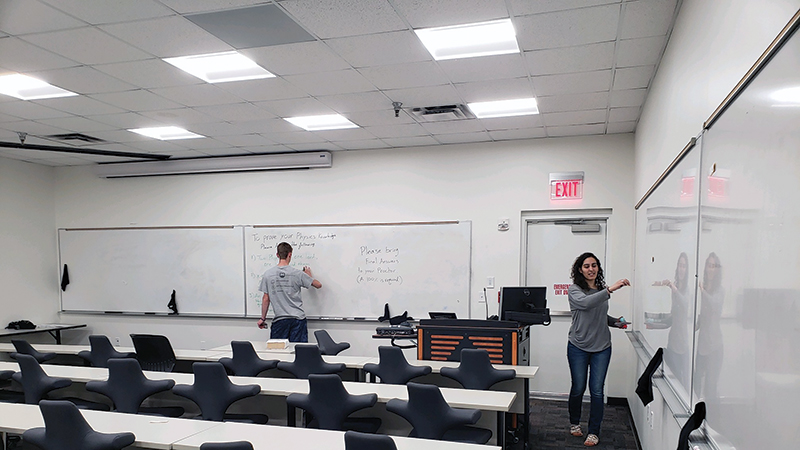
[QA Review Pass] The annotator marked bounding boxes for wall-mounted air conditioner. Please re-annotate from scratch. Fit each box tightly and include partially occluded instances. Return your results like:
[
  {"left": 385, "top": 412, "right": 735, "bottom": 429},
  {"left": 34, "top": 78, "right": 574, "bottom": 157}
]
[{"left": 94, "top": 151, "right": 332, "bottom": 178}]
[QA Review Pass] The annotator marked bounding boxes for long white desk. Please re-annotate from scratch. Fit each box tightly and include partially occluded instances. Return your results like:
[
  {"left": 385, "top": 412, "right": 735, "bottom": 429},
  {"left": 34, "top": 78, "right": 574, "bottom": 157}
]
[
  {"left": 0, "top": 343, "right": 230, "bottom": 362},
  {"left": 172, "top": 419, "right": 499, "bottom": 450},
  {"left": 0, "top": 361, "right": 515, "bottom": 448},
  {"left": 0, "top": 324, "right": 86, "bottom": 344},
  {"left": 0, "top": 402, "right": 221, "bottom": 449}
]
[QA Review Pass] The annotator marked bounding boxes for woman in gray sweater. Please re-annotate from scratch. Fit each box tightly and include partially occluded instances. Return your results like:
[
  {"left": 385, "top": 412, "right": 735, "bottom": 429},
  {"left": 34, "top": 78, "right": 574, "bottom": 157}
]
[{"left": 567, "top": 252, "right": 630, "bottom": 446}]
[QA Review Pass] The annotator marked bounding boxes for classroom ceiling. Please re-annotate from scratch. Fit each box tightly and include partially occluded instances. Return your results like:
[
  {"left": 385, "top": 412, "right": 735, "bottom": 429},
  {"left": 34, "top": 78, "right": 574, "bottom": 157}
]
[{"left": 0, "top": 0, "right": 680, "bottom": 167}]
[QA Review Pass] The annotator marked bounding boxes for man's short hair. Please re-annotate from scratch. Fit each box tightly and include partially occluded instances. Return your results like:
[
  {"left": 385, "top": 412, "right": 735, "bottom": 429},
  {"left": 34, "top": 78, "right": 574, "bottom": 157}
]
[{"left": 277, "top": 242, "right": 293, "bottom": 259}]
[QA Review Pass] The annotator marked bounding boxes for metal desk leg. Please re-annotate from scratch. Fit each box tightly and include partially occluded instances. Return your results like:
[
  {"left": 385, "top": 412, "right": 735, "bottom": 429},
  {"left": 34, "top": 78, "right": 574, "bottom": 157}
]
[
  {"left": 287, "top": 404, "right": 296, "bottom": 427},
  {"left": 498, "top": 411, "right": 506, "bottom": 449},
  {"left": 48, "top": 330, "right": 62, "bottom": 344},
  {"left": 524, "top": 378, "right": 530, "bottom": 450}
]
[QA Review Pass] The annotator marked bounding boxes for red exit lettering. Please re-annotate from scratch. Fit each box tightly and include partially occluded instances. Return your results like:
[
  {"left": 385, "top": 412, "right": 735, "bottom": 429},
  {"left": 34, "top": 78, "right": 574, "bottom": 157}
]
[{"left": 551, "top": 180, "right": 583, "bottom": 200}]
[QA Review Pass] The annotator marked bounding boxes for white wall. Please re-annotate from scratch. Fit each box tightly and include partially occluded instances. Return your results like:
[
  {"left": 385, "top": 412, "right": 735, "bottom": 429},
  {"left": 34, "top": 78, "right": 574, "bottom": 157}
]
[
  {"left": 0, "top": 157, "right": 58, "bottom": 326},
  {"left": 49, "top": 134, "right": 635, "bottom": 396},
  {"left": 632, "top": 0, "right": 800, "bottom": 448}
]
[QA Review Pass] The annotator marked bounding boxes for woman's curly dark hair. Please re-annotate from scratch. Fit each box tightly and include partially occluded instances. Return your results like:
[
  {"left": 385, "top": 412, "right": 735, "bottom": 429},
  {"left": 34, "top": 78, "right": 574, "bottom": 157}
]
[{"left": 570, "top": 252, "right": 605, "bottom": 290}]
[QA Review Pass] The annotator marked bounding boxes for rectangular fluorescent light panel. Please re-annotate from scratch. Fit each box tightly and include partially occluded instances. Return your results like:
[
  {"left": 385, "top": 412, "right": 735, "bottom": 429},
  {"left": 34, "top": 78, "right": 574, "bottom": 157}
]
[
  {"left": 468, "top": 98, "right": 538, "bottom": 118},
  {"left": 0, "top": 74, "right": 78, "bottom": 100},
  {"left": 285, "top": 114, "right": 358, "bottom": 131},
  {"left": 415, "top": 18, "right": 519, "bottom": 61},
  {"left": 164, "top": 51, "right": 275, "bottom": 83},
  {"left": 129, "top": 126, "right": 204, "bottom": 140}
]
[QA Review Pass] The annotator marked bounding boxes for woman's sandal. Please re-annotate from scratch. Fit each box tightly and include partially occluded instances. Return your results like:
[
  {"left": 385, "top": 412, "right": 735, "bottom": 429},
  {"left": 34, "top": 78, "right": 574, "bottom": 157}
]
[
  {"left": 570, "top": 424, "right": 583, "bottom": 437},
  {"left": 584, "top": 434, "right": 599, "bottom": 446}
]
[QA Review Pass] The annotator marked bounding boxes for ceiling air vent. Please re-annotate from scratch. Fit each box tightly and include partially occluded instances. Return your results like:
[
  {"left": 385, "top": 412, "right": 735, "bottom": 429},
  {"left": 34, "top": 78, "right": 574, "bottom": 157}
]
[
  {"left": 45, "top": 133, "right": 106, "bottom": 144},
  {"left": 410, "top": 104, "right": 474, "bottom": 122}
]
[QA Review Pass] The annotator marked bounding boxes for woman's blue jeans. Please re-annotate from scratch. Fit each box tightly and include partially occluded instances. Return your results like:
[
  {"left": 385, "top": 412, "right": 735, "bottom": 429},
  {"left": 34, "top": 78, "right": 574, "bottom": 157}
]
[{"left": 567, "top": 341, "right": 612, "bottom": 436}]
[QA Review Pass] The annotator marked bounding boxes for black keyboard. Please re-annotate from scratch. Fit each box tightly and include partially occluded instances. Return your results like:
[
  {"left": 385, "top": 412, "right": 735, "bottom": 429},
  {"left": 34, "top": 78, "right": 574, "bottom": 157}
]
[{"left": 375, "top": 326, "right": 416, "bottom": 336}]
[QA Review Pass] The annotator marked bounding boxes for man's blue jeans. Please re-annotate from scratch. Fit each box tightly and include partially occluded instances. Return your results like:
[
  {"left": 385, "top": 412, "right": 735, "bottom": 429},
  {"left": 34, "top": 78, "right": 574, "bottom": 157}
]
[
  {"left": 567, "top": 341, "right": 612, "bottom": 436},
  {"left": 270, "top": 318, "right": 308, "bottom": 342}
]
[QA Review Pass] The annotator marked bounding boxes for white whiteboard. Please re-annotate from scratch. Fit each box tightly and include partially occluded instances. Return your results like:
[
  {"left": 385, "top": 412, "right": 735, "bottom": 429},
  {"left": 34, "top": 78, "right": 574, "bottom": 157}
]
[
  {"left": 244, "top": 222, "right": 471, "bottom": 319},
  {"left": 59, "top": 228, "right": 245, "bottom": 315}
]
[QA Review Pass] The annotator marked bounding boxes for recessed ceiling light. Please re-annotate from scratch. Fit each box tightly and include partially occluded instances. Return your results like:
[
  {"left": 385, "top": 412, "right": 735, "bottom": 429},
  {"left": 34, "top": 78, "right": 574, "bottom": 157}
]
[
  {"left": 285, "top": 114, "right": 358, "bottom": 131},
  {"left": 415, "top": 18, "right": 519, "bottom": 61},
  {"left": 128, "top": 126, "right": 204, "bottom": 140},
  {"left": 163, "top": 51, "right": 275, "bottom": 83},
  {"left": 0, "top": 74, "right": 78, "bottom": 100},
  {"left": 468, "top": 98, "right": 539, "bottom": 118}
]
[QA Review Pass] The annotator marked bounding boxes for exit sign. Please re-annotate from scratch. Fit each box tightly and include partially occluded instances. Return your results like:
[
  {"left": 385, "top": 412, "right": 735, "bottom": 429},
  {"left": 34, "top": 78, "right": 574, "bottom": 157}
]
[{"left": 550, "top": 172, "right": 584, "bottom": 200}]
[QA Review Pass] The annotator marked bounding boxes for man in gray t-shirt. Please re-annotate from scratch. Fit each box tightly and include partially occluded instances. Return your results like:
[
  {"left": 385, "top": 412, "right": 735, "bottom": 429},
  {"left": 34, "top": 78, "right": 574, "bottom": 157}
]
[{"left": 257, "top": 242, "right": 322, "bottom": 342}]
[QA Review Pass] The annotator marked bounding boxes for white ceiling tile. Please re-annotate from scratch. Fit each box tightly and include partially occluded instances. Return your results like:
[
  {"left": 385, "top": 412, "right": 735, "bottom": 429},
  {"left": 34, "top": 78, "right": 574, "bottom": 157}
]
[
  {"left": 42, "top": 96, "right": 128, "bottom": 116},
  {"left": 435, "top": 131, "right": 492, "bottom": 145},
  {"left": 149, "top": 84, "right": 244, "bottom": 107},
  {"left": 256, "top": 97, "right": 336, "bottom": 118},
  {"left": 183, "top": 121, "right": 250, "bottom": 136},
  {"left": 391, "top": 0, "right": 509, "bottom": 28},
  {"left": 280, "top": 0, "right": 407, "bottom": 39},
  {"left": 85, "top": 129, "right": 149, "bottom": 143},
  {"left": 0, "top": 0, "right": 86, "bottom": 35},
  {"left": 358, "top": 61, "right": 449, "bottom": 90},
  {"left": 213, "top": 133, "right": 275, "bottom": 147},
  {"left": 524, "top": 42, "right": 615, "bottom": 76},
  {"left": 232, "top": 118, "right": 298, "bottom": 134},
  {"left": 509, "top": 0, "right": 621, "bottom": 16},
  {"left": 616, "top": 36, "right": 667, "bottom": 67},
  {"left": 194, "top": 102, "right": 277, "bottom": 122},
  {"left": 264, "top": 131, "right": 327, "bottom": 144},
  {"left": 94, "top": 59, "right": 202, "bottom": 89},
  {"left": 515, "top": 4, "right": 620, "bottom": 51},
  {"left": 234, "top": 144, "right": 294, "bottom": 154},
  {"left": 312, "top": 127, "right": 375, "bottom": 141},
  {"left": 547, "top": 123, "right": 605, "bottom": 137},
  {"left": 122, "top": 139, "right": 187, "bottom": 153},
  {"left": 100, "top": 16, "right": 232, "bottom": 58},
  {"left": 607, "top": 120, "right": 636, "bottom": 133},
  {"left": 35, "top": 116, "right": 116, "bottom": 133},
  {"left": 338, "top": 139, "right": 390, "bottom": 150},
  {"left": 609, "top": 88, "right": 647, "bottom": 107},
  {"left": 139, "top": 108, "right": 218, "bottom": 125},
  {"left": 0, "top": 37, "right": 79, "bottom": 72},
  {"left": 438, "top": 54, "right": 527, "bottom": 83},
  {"left": 480, "top": 114, "right": 544, "bottom": 130},
  {"left": 21, "top": 28, "right": 151, "bottom": 65},
  {"left": 286, "top": 142, "right": 342, "bottom": 151},
  {"left": 455, "top": 77, "right": 534, "bottom": 102},
  {"left": 87, "top": 112, "right": 160, "bottom": 129},
  {"left": 2, "top": 120, "right": 70, "bottom": 135},
  {"left": 317, "top": 91, "right": 392, "bottom": 114},
  {"left": 219, "top": 78, "right": 309, "bottom": 102},
  {"left": 363, "top": 123, "right": 429, "bottom": 139},
  {"left": 0, "top": 112, "right": 21, "bottom": 122},
  {"left": 325, "top": 31, "right": 431, "bottom": 68},
  {"left": 283, "top": 69, "right": 376, "bottom": 96},
  {"left": 532, "top": 70, "right": 612, "bottom": 96},
  {"left": 156, "top": 0, "right": 271, "bottom": 15},
  {"left": 488, "top": 127, "right": 546, "bottom": 140},
  {"left": 0, "top": 101, "right": 71, "bottom": 120},
  {"left": 168, "top": 136, "right": 228, "bottom": 149},
  {"left": 39, "top": 0, "right": 176, "bottom": 25},
  {"left": 28, "top": 155, "right": 93, "bottom": 166},
  {"left": 88, "top": 90, "right": 183, "bottom": 112},
  {"left": 346, "top": 109, "right": 417, "bottom": 127},
  {"left": 608, "top": 106, "right": 640, "bottom": 122},
  {"left": 32, "top": 66, "right": 136, "bottom": 94},
  {"left": 381, "top": 135, "right": 439, "bottom": 147},
  {"left": 420, "top": 119, "right": 486, "bottom": 134},
  {"left": 612, "top": 65, "right": 654, "bottom": 90},
  {"left": 620, "top": 0, "right": 678, "bottom": 39},
  {"left": 156, "top": 149, "right": 211, "bottom": 158},
  {"left": 382, "top": 85, "right": 462, "bottom": 108},
  {"left": 536, "top": 91, "right": 610, "bottom": 113},
  {"left": 542, "top": 109, "right": 607, "bottom": 127},
  {"left": 241, "top": 42, "right": 352, "bottom": 76}
]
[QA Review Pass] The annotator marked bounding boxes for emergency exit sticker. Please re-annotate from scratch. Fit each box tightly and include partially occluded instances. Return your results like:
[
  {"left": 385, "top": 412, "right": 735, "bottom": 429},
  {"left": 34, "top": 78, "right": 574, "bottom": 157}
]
[{"left": 554, "top": 283, "right": 570, "bottom": 295}]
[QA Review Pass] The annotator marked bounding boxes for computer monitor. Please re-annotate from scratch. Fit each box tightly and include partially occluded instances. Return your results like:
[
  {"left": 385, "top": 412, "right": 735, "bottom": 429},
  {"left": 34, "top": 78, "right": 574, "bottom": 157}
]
[
  {"left": 428, "top": 311, "right": 458, "bottom": 319},
  {"left": 500, "top": 287, "right": 547, "bottom": 321}
]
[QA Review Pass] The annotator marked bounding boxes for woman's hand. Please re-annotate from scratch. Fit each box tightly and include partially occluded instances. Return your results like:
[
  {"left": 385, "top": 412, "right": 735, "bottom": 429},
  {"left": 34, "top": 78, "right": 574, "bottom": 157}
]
[{"left": 607, "top": 278, "right": 631, "bottom": 293}]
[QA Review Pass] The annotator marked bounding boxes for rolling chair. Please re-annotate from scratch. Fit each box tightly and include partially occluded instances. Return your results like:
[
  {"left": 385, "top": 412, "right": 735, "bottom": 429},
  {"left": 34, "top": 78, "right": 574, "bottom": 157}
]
[
  {"left": 363, "top": 346, "right": 431, "bottom": 384},
  {"left": 173, "top": 362, "right": 268, "bottom": 423},
  {"left": 277, "top": 344, "right": 345, "bottom": 379},
  {"left": 130, "top": 334, "right": 177, "bottom": 372},
  {"left": 344, "top": 431, "right": 397, "bottom": 450},
  {"left": 440, "top": 348, "right": 516, "bottom": 389},
  {"left": 386, "top": 382, "right": 491, "bottom": 444},
  {"left": 85, "top": 358, "right": 184, "bottom": 417},
  {"left": 22, "top": 400, "right": 135, "bottom": 450},
  {"left": 10, "top": 340, "right": 56, "bottom": 363},
  {"left": 200, "top": 442, "right": 254, "bottom": 450},
  {"left": 12, "top": 354, "right": 109, "bottom": 410},
  {"left": 314, "top": 330, "right": 350, "bottom": 355},
  {"left": 78, "top": 335, "right": 135, "bottom": 368},
  {"left": 218, "top": 341, "right": 278, "bottom": 376},
  {"left": 286, "top": 374, "right": 381, "bottom": 432}
]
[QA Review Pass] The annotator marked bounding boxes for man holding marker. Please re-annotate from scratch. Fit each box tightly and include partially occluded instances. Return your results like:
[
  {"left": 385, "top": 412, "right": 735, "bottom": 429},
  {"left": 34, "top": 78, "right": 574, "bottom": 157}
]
[{"left": 257, "top": 242, "right": 322, "bottom": 342}]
